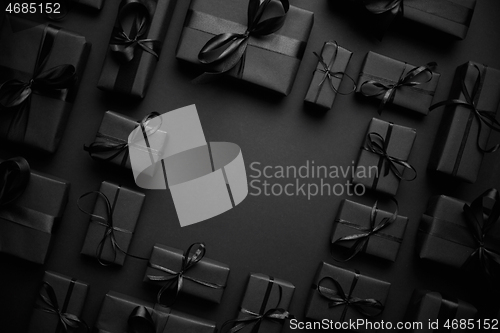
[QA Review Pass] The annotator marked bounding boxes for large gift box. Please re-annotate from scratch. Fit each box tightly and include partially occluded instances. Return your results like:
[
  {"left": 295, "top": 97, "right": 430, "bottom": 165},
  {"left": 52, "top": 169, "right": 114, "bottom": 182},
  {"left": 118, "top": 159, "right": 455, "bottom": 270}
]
[
  {"left": 356, "top": 51, "right": 440, "bottom": 115},
  {"left": 222, "top": 273, "right": 295, "bottom": 333},
  {"left": 305, "top": 262, "right": 390, "bottom": 328},
  {"left": 97, "top": 0, "right": 177, "bottom": 98},
  {"left": 331, "top": 199, "right": 408, "bottom": 262},
  {"left": 417, "top": 189, "right": 500, "bottom": 279},
  {"left": 176, "top": 0, "right": 314, "bottom": 95},
  {"left": 95, "top": 291, "right": 217, "bottom": 333},
  {"left": 0, "top": 157, "right": 69, "bottom": 264},
  {"left": 80, "top": 181, "right": 145, "bottom": 266},
  {"left": 404, "top": 289, "right": 477, "bottom": 332},
  {"left": 304, "top": 41, "right": 354, "bottom": 110},
  {"left": 0, "top": 16, "right": 90, "bottom": 153},
  {"left": 353, "top": 118, "right": 417, "bottom": 196},
  {"left": 28, "top": 271, "right": 89, "bottom": 333},
  {"left": 428, "top": 62, "right": 500, "bottom": 183},
  {"left": 144, "top": 243, "right": 229, "bottom": 305}
]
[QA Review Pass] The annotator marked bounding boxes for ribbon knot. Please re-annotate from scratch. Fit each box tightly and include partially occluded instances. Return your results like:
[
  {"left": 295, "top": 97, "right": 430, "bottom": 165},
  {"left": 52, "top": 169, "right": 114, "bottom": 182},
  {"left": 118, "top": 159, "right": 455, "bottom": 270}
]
[
  {"left": 0, "top": 157, "right": 31, "bottom": 208},
  {"left": 198, "top": 0, "right": 289, "bottom": 76},
  {"left": 360, "top": 62, "right": 436, "bottom": 114}
]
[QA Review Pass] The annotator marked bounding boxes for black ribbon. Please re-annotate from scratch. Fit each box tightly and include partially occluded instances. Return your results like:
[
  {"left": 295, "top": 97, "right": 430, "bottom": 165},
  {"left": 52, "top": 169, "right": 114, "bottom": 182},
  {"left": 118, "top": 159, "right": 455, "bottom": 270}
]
[
  {"left": 316, "top": 272, "right": 384, "bottom": 322},
  {"left": 127, "top": 306, "right": 157, "bottom": 333},
  {"left": 198, "top": 0, "right": 289, "bottom": 77},
  {"left": 429, "top": 64, "right": 500, "bottom": 155},
  {"left": 332, "top": 198, "right": 399, "bottom": 261},
  {"left": 361, "top": 0, "right": 403, "bottom": 38},
  {"left": 84, "top": 112, "right": 161, "bottom": 167},
  {"left": 0, "top": 157, "right": 31, "bottom": 208},
  {"left": 77, "top": 187, "right": 148, "bottom": 266},
  {"left": 34, "top": 281, "right": 89, "bottom": 333},
  {"left": 147, "top": 243, "right": 225, "bottom": 307},
  {"left": 461, "top": 188, "right": 500, "bottom": 282},
  {"left": 360, "top": 62, "right": 436, "bottom": 114},
  {"left": 109, "top": 0, "right": 161, "bottom": 63},
  {"left": 0, "top": 24, "right": 76, "bottom": 142}
]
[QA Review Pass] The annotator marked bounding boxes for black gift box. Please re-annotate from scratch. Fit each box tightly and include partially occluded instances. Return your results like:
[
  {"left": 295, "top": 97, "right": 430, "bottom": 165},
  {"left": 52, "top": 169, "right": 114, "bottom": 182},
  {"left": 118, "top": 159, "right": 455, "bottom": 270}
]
[
  {"left": 404, "top": 289, "right": 477, "bottom": 332},
  {"left": 0, "top": 16, "right": 90, "bottom": 153},
  {"left": 176, "top": 0, "right": 314, "bottom": 96},
  {"left": 331, "top": 199, "right": 408, "bottom": 262},
  {"left": 356, "top": 51, "right": 440, "bottom": 115},
  {"left": 28, "top": 271, "right": 89, "bottom": 333},
  {"left": 304, "top": 41, "right": 353, "bottom": 110},
  {"left": 353, "top": 118, "right": 417, "bottom": 196},
  {"left": 95, "top": 291, "right": 217, "bottom": 333},
  {"left": 80, "top": 181, "right": 145, "bottom": 266},
  {"left": 0, "top": 158, "right": 69, "bottom": 264},
  {"left": 305, "top": 262, "right": 390, "bottom": 328},
  {"left": 97, "top": 0, "right": 177, "bottom": 98},
  {"left": 144, "top": 243, "right": 230, "bottom": 304},
  {"left": 429, "top": 62, "right": 500, "bottom": 183}
]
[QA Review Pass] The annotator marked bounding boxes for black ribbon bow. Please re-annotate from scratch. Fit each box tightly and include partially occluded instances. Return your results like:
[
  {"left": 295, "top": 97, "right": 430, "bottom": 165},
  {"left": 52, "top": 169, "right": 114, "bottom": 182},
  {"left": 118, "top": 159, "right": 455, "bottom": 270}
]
[
  {"left": 84, "top": 112, "right": 162, "bottom": 167},
  {"left": 316, "top": 272, "right": 384, "bottom": 322},
  {"left": 198, "top": 0, "right": 289, "bottom": 77},
  {"left": 363, "top": 132, "right": 417, "bottom": 181},
  {"left": 109, "top": 0, "right": 162, "bottom": 63},
  {"left": 147, "top": 243, "right": 225, "bottom": 307},
  {"left": 360, "top": 62, "right": 436, "bottom": 114},
  {"left": 0, "top": 157, "right": 31, "bottom": 208},
  {"left": 462, "top": 188, "right": 500, "bottom": 281},
  {"left": 332, "top": 198, "right": 399, "bottom": 261},
  {"left": 34, "top": 282, "right": 89, "bottom": 333},
  {"left": 127, "top": 306, "right": 157, "bottom": 333},
  {"left": 429, "top": 64, "right": 500, "bottom": 153},
  {"left": 360, "top": 0, "right": 403, "bottom": 39}
]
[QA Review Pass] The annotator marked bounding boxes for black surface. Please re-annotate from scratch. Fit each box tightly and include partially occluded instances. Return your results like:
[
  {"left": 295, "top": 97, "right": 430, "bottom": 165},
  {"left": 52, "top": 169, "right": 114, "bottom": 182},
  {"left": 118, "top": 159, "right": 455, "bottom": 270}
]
[{"left": 1, "top": 0, "right": 500, "bottom": 332}]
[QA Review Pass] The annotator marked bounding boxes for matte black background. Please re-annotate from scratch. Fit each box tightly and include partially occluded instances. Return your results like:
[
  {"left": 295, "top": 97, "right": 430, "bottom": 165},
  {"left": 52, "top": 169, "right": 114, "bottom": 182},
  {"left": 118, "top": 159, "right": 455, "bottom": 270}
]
[{"left": 1, "top": 0, "right": 500, "bottom": 332}]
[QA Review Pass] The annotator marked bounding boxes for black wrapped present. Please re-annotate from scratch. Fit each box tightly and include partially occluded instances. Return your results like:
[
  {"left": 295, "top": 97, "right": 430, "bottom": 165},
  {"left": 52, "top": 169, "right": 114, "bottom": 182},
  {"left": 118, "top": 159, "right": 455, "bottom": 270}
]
[
  {"left": 0, "top": 16, "right": 90, "bottom": 153},
  {"left": 0, "top": 157, "right": 69, "bottom": 264},
  {"left": 97, "top": 0, "right": 177, "bottom": 98},
  {"left": 176, "top": 0, "right": 314, "bottom": 96}
]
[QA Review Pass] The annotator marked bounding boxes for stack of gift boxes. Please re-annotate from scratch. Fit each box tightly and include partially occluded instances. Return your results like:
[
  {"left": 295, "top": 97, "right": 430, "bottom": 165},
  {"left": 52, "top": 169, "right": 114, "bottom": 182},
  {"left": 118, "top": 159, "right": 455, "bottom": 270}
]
[{"left": 1, "top": 0, "right": 499, "bottom": 331}]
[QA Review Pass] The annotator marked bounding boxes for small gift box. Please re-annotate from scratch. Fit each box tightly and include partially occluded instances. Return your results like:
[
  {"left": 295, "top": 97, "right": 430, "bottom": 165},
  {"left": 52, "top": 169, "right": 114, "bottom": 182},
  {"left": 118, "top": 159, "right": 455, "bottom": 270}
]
[
  {"left": 331, "top": 199, "right": 408, "bottom": 262},
  {"left": 404, "top": 289, "right": 477, "bottom": 332},
  {"left": 0, "top": 16, "right": 90, "bottom": 153},
  {"left": 27, "top": 271, "right": 89, "bottom": 333},
  {"left": 176, "top": 0, "right": 314, "bottom": 96},
  {"left": 0, "top": 157, "right": 69, "bottom": 264},
  {"left": 144, "top": 243, "right": 229, "bottom": 305},
  {"left": 97, "top": 0, "right": 177, "bottom": 98},
  {"left": 305, "top": 262, "right": 390, "bottom": 327},
  {"left": 417, "top": 189, "right": 500, "bottom": 280},
  {"left": 304, "top": 41, "right": 354, "bottom": 110},
  {"left": 428, "top": 62, "right": 500, "bottom": 183},
  {"left": 222, "top": 273, "right": 295, "bottom": 333},
  {"left": 95, "top": 291, "right": 217, "bottom": 333},
  {"left": 353, "top": 118, "right": 417, "bottom": 196},
  {"left": 80, "top": 181, "right": 145, "bottom": 266},
  {"left": 356, "top": 51, "right": 440, "bottom": 115}
]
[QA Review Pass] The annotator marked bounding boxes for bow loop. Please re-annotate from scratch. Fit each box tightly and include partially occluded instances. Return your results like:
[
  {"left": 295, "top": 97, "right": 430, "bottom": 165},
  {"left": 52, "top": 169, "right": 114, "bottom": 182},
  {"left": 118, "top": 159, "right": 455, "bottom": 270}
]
[
  {"left": 0, "top": 157, "right": 31, "bottom": 207},
  {"left": 128, "top": 306, "right": 156, "bottom": 333},
  {"left": 363, "top": 0, "right": 403, "bottom": 14}
]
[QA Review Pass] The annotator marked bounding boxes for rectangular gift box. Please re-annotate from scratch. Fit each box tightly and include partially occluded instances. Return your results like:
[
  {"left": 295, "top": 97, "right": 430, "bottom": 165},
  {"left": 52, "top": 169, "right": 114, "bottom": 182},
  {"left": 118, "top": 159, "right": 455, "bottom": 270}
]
[
  {"left": 331, "top": 199, "right": 408, "bottom": 261},
  {"left": 81, "top": 181, "right": 145, "bottom": 266},
  {"left": 353, "top": 118, "right": 417, "bottom": 196},
  {"left": 233, "top": 273, "right": 295, "bottom": 333},
  {"left": 304, "top": 41, "right": 353, "bottom": 110},
  {"left": 404, "top": 289, "right": 477, "bottom": 332},
  {"left": 97, "top": 0, "right": 177, "bottom": 98},
  {"left": 176, "top": 0, "right": 314, "bottom": 96},
  {"left": 417, "top": 194, "right": 500, "bottom": 269},
  {"left": 0, "top": 159, "right": 69, "bottom": 264},
  {"left": 428, "top": 62, "right": 500, "bottom": 183},
  {"left": 0, "top": 16, "right": 90, "bottom": 153},
  {"left": 144, "top": 243, "right": 230, "bottom": 303},
  {"left": 95, "top": 291, "right": 217, "bottom": 333},
  {"left": 75, "top": 0, "right": 104, "bottom": 10},
  {"left": 356, "top": 52, "right": 440, "bottom": 115},
  {"left": 305, "top": 262, "right": 390, "bottom": 326},
  {"left": 28, "top": 271, "right": 89, "bottom": 333}
]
